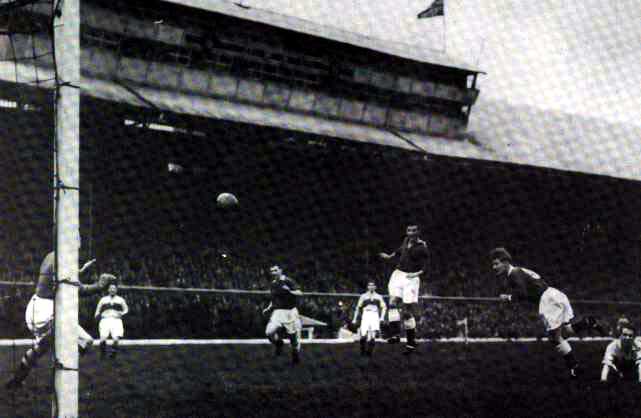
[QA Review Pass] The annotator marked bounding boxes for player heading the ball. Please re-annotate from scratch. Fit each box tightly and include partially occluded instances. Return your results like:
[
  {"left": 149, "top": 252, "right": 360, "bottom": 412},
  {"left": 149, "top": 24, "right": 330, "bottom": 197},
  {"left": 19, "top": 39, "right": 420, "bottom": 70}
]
[
  {"left": 379, "top": 223, "right": 430, "bottom": 354},
  {"left": 490, "top": 247, "right": 605, "bottom": 379}
]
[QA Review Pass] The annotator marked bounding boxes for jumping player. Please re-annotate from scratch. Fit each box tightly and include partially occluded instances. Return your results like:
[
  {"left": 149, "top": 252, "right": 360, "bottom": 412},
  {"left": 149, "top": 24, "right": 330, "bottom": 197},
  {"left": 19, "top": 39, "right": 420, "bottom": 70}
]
[
  {"left": 601, "top": 322, "right": 641, "bottom": 383},
  {"left": 379, "top": 223, "right": 430, "bottom": 354},
  {"left": 95, "top": 284, "right": 129, "bottom": 359},
  {"left": 490, "top": 247, "right": 604, "bottom": 378},
  {"left": 263, "top": 265, "right": 303, "bottom": 365},
  {"left": 6, "top": 251, "right": 113, "bottom": 389},
  {"left": 352, "top": 282, "right": 387, "bottom": 357}
]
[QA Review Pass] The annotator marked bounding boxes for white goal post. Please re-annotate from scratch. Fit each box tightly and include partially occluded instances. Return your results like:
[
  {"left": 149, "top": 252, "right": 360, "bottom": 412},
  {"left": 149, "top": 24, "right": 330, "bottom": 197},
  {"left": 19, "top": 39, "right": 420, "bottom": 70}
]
[{"left": 52, "top": 0, "right": 81, "bottom": 416}]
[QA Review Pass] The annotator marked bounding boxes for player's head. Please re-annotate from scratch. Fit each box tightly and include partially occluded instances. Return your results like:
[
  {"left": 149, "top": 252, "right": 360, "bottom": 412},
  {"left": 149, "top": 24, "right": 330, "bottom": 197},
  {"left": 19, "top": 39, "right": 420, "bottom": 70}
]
[
  {"left": 367, "top": 281, "right": 376, "bottom": 293},
  {"left": 617, "top": 316, "right": 631, "bottom": 333},
  {"left": 490, "top": 247, "right": 512, "bottom": 277},
  {"left": 406, "top": 224, "right": 420, "bottom": 239},
  {"left": 269, "top": 265, "right": 283, "bottom": 278},
  {"left": 620, "top": 326, "right": 635, "bottom": 351},
  {"left": 108, "top": 284, "right": 118, "bottom": 296}
]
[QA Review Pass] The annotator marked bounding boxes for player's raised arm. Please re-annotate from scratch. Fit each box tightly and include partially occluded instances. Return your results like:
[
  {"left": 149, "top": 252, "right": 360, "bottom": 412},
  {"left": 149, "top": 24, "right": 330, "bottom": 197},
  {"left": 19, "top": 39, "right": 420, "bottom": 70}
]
[{"left": 79, "top": 258, "right": 96, "bottom": 275}]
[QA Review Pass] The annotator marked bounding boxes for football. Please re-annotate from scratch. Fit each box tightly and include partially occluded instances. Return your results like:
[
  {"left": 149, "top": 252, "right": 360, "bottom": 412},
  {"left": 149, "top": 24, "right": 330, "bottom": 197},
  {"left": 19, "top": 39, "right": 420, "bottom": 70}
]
[{"left": 216, "top": 192, "right": 239, "bottom": 208}]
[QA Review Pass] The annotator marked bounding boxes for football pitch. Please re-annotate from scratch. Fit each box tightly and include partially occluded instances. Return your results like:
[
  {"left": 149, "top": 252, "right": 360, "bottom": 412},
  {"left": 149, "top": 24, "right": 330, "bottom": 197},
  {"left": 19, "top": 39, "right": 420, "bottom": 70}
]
[{"left": 1, "top": 341, "right": 639, "bottom": 417}]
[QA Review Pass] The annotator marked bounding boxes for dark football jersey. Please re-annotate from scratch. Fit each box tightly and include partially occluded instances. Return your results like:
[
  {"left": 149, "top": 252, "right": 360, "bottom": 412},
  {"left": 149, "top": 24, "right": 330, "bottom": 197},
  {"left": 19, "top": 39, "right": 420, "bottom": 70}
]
[
  {"left": 506, "top": 266, "right": 549, "bottom": 303},
  {"left": 396, "top": 239, "right": 430, "bottom": 274},
  {"left": 270, "top": 276, "right": 299, "bottom": 309}
]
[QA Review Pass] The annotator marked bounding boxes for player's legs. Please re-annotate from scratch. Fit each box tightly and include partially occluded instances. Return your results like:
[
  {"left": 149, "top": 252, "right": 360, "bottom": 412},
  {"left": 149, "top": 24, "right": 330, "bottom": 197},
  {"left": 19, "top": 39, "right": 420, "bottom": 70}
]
[
  {"left": 360, "top": 311, "right": 378, "bottom": 356},
  {"left": 6, "top": 330, "right": 52, "bottom": 389},
  {"left": 99, "top": 319, "right": 110, "bottom": 358},
  {"left": 265, "top": 315, "right": 284, "bottom": 356},
  {"left": 289, "top": 329, "right": 301, "bottom": 364},
  {"left": 402, "top": 277, "right": 420, "bottom": 353},
  {"left": 540, "top": 288, "right": 581, "bottom": 377},
  {"left": 285, "top": 309, "right": 302, "bottom": 365},
  {"left": 109, "top": 319, "right": 124, "bottom": 358},
  {"left": 387, "top": 296, "right": 403, "bottom": 343},
  {"left": 366, "top": 329, "right": 376, "bottom": 356},
  {"left": 402, "top": 303, "right": 419, "bottom": 353},
  {"left": 101, "top": 318, "right": 125, "bottom": 358},
  {"left": 387, "top": 270, "right": 405, "bottom": 343},
  {"left": 549, "top": 326, "right": 580, "bottom": 377},
  {"left": 77, "top": 324, "right": 94, "bottom": 356},
  {"left": 8, "top": 296, "right": 54, "bottom": 389},
  {"left": 359, "top": 324, "right": 368, "bottom": 356}
]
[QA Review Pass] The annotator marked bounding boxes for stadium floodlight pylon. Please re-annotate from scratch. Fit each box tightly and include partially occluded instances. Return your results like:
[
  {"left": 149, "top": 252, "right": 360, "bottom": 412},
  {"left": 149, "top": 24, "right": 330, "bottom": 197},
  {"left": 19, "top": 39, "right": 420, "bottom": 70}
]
[{"left": 51, "top": 0, "right": 80, "bottom": 416}]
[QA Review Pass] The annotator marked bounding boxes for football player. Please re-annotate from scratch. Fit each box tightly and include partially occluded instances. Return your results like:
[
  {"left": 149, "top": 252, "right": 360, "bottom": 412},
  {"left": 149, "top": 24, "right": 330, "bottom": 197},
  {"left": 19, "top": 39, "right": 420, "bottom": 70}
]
[
  {"left": 95, "top": 284, "right": 129, "bottom": 359},
  {"left": 6, "top": 251, "right": 113, "bottom": 390},
  {"left": 601, "top": 323, "right": 641, "bottom": 383},
  {"left": 352, "top": 282, "right": 387, "bottom": 356},
  {"left": 380, "top": 223, "right": 430, "bottom": 354},
  {"left": 490, "top": 247, "right": 604, "bottom": 378},
  {"left": 263, "top": 265, "right": 303, "bottom": 365}
]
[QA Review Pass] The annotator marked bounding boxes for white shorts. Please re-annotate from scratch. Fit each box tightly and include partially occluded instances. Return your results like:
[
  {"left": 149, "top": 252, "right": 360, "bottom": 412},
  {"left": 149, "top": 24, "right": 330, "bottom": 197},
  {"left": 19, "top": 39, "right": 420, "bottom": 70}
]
[
  {"left": 25, "top": 294, "right": 93, "bottom": 348},
  {"left": 266, "top": 308, "right": 302, "bottom": 335},
  {"left": 25, "top": 295, "right": 54, "bottom": 338},
  {"left": 360, "top": 310, "right": 381, "bottom": 335},
  {"left": 99, "top": 317, "right": 124, "bottom": 339},
  {"left": 387, "top": 270, "right": 420, "bottom": 304},
  {"left": 539, "top": 287, "right": 574, "bottom": 332}
]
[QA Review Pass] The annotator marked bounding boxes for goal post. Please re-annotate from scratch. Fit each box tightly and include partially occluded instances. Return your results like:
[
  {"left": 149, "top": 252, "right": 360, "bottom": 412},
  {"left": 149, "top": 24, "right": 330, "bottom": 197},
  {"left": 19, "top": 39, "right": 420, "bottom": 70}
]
[{"left": 52, "top": 0, "right": 81, "bottom": 416}]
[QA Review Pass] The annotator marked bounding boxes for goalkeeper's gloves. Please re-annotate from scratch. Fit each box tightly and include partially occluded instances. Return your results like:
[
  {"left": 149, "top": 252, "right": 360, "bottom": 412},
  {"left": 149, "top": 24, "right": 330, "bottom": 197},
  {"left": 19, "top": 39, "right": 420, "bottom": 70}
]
[{"left": 499, "top": 294, "right": 512, "bottom": 302}]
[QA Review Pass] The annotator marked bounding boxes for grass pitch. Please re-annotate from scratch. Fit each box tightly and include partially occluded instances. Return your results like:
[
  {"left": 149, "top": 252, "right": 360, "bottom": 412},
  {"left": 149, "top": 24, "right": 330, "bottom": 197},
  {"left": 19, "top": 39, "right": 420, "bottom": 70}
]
[{"left": 1, "top": 340, "right": 639, "bottom": 417}]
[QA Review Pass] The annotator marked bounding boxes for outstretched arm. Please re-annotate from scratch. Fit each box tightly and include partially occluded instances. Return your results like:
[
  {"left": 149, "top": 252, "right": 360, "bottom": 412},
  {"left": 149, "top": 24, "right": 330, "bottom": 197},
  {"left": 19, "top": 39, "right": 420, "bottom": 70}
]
[
  {"left": 80, "top": 273, "right": 113, "bottom": 296},
  {"left": 79, "top": 259, "right": 96, "bottom": 275}
]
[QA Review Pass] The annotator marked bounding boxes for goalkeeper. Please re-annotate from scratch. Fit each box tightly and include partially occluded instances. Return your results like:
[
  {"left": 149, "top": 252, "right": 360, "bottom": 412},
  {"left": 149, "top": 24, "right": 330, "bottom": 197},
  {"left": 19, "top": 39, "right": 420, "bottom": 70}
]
[
  {"left": 601, "top": 320, "right": 641, "bottom": 383},
  {"left": 6, "top": 251, "right": 114, "bottom": 390}
]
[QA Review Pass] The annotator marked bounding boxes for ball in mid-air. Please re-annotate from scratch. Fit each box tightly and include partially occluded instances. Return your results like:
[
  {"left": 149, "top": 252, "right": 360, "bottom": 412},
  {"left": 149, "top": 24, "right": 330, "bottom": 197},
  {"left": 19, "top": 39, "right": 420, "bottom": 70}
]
[{"left": 217, "top": 192, "right": 239, "bottom": 208}]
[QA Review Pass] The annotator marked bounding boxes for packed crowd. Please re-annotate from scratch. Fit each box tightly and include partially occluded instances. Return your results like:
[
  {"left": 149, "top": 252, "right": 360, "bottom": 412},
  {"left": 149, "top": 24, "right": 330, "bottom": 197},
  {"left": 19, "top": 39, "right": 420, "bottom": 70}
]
[{"left": 0, "top": 250, "right": 636, "bottom": 340}]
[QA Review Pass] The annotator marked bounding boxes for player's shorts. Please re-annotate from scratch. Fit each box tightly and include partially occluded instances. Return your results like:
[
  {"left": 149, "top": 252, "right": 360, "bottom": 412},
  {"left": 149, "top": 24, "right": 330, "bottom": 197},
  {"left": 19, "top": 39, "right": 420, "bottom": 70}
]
[
  {"left": 25, "top": 294, "right": 93, "bottom": 348},
  {"left": 360, "top": 310, "right": 381, "bottom": 335},
  {"left": 99, "top": 317, "right": 124, "bottom": 339},
  {"left": 538, "top": 287, "right": 574, "bottom": 332},
  {"left": 25, "top": 294, "right": 54, "bottom": 340},
  {"left": 266, "top": 308, "right": 302, "bottom": 335},
  {"left": 387, "top": 270, "right": 420, "bottom": 304}
]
